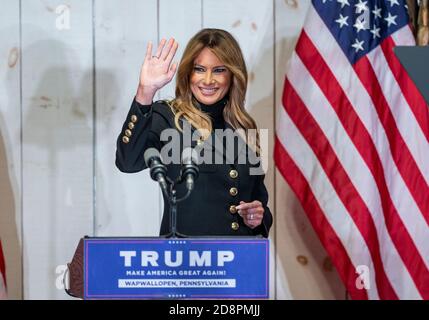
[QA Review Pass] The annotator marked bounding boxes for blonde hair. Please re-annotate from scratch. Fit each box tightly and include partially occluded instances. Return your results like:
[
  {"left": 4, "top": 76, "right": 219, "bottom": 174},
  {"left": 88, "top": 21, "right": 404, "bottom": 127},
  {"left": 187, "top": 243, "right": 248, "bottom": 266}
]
[{"left": 170, "top": 28, "right": 259, "bottom": 151}]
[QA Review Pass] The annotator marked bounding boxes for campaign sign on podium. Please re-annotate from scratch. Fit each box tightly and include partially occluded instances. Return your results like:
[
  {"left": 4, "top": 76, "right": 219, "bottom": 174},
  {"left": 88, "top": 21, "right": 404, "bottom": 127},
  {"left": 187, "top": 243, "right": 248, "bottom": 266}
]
[{"left": 83, "top": 238, "right": 269, "bottom": 299}]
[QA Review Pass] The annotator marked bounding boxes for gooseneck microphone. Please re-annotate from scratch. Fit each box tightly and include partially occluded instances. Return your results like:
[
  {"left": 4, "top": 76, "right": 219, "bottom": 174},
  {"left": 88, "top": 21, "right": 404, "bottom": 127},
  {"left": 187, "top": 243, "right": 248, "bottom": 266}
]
[
  {"left": 181, "top": 147, "right": 199, "bottom": 191},
  {"left": 144, "top": 148, "right": 169, "bottom": 195},
  {"left": 144, "top": 147, "right": 199, "bottom": 238}
]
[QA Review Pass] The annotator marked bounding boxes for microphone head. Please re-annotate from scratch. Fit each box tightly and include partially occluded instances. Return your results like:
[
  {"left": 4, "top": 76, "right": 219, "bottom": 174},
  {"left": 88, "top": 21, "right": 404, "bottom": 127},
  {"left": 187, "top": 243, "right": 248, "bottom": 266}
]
[
  {"left": 181, "top": 147, "right": 199, "bottom": 184},
  {"left": 144, "top": 147, "right": 162, "bottom": 167},
  {"left": 181, "top": 147, "right": 199, "bottom": 165}
]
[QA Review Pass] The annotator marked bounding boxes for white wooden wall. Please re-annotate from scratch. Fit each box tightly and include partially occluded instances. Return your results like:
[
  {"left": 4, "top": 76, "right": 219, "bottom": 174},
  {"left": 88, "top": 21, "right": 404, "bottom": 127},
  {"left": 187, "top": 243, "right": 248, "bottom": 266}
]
[{"left": 0, "top": 0, "right": 345, "bottom": 299}]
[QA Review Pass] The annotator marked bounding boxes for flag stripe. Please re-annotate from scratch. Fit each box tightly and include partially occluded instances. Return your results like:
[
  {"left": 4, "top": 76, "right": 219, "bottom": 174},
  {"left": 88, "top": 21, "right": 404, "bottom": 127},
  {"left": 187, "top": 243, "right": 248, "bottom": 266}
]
[
  {"left": 380, "top": 36, "right": 429, "bottom": 142},
  {"left": 274, "top": 133, "right": 369, "bottom": 300},
  {"left": 283, "top": 74, "right": 398, "bottom": 299},
  {"left": 290, "top": 35, "right": 421, "bottom": 298},
  {"left": 391, "top": 25, "right": 415, "bottom": 46}
]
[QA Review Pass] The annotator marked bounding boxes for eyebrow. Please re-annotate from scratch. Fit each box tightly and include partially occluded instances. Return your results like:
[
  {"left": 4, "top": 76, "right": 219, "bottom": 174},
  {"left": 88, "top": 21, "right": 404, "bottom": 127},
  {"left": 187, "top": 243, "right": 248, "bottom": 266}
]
[{"left": 194, "top": 64, "right": 227, "bottom": 69}]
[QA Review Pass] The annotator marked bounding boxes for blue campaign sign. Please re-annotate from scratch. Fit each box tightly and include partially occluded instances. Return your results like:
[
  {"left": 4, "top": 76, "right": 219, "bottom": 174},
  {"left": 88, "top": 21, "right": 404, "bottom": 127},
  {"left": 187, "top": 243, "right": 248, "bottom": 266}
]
[{"left": 83, "top": 238, "right": 269, "bottom": 299}]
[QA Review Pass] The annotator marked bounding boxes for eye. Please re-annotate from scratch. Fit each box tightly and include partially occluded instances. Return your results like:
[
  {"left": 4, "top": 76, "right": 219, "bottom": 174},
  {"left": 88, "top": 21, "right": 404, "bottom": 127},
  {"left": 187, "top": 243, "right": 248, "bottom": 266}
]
[
  {"left": 193, "top": 66, "right": 205, "bottom": 73},
  {"left": 213, "top": 68, "right": 226, "bottom": 73}
]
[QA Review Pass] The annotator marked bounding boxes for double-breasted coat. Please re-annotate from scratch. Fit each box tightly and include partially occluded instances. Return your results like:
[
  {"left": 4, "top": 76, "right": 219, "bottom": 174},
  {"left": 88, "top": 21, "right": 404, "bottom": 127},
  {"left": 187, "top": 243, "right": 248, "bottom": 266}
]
[{"left": 116, "top": 99, "right": 273, "bottom": 237}]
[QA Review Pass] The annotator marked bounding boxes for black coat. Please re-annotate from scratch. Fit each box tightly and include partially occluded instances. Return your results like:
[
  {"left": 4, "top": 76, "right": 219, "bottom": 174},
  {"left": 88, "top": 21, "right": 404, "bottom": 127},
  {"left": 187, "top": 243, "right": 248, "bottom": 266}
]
[{"left": 115, "top": 99, "right": 273, "bottom": 237}]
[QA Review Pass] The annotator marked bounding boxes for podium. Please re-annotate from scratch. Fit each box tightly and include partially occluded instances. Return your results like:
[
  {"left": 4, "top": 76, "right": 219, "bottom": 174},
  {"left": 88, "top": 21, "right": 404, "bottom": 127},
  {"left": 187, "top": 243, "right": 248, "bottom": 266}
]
[{"left": 65, "top": 236, "right": 269, "bottom": 299}]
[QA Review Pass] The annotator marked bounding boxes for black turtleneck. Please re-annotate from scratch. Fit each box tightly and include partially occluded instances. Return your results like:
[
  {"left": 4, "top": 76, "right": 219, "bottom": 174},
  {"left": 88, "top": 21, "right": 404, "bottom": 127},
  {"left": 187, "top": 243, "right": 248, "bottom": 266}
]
[{"left": 196, "top": 95, "right": 228, "bottom": 130}]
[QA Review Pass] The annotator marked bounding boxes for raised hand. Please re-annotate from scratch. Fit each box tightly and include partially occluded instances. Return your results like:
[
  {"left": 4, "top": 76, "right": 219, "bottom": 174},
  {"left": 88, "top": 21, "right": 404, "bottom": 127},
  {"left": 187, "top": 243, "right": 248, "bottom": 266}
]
[{"left": 136, "top": 38, "right": 179, "bottom": 104}]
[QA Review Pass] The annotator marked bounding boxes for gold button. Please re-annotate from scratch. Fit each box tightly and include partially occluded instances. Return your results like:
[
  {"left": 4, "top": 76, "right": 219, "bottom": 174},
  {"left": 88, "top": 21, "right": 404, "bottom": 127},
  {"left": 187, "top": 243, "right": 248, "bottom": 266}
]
[
  {"left": 229, "top": 205, "right": 237, "bottom": 214},
  {"left": 231, "top": 222, "right": 239, "bottom": 231},
  {"left": 229, "top": 187, "right": 238, "bottom": 196},
  {"left": 128, "top": 122, "right": 135, "bottom": 130},
  {"left": 125, "top": 129, "right": 132, "bottom": 137},
  {"left": 122, "top": 136, "right": 129, "bottom": 144},
  {"left": 229, "top": 170, "right": 238, "bottom": 179},
  {"left": 131, "top": 115, "right": 138, "bottom": 123}
]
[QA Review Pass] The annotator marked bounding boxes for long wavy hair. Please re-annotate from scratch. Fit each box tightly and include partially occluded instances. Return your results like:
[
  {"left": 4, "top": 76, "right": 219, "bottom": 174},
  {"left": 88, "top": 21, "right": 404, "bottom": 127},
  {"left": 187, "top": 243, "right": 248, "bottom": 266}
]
[{"left": 170, "top": 28, "right": 259, "bottom": 150}]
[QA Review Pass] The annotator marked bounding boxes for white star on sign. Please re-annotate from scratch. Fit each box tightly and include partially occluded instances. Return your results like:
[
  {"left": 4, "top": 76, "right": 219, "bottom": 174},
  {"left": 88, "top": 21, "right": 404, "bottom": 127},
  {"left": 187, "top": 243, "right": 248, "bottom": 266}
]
[
  {"left": 352, "top": 39, "right": 364, "bottom": 52},
  {"left": 372, "top": 5, "right": 382, "bottom": 19},
  {"left": 370, "top": 25, "right": 381, "bottom": 39},
  {"left": 353, "top": 17, "right": 367, "bottom": 33},
  {"left": 355, "top": 0, "right": 368, "bottom": 13},
  {"left": 388, "top": 0, "right": 399, "bottom": 7},
  {"left": 335, "top": 14, "right": 349, "bottom": 28},
  {"left": 384, "top": 12, "right": 397, "bottom": 27}
]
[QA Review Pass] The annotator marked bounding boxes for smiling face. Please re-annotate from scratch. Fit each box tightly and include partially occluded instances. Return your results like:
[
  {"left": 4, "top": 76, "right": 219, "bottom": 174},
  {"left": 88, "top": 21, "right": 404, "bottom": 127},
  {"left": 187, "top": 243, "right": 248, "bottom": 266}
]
[{"left": 190, "top": 47, "right": 232, "bottom": 105}]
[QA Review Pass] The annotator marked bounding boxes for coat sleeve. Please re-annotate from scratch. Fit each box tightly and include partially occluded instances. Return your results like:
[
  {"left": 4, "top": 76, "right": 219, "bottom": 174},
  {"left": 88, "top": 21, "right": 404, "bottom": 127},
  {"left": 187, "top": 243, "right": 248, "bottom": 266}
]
[
  {"left": 251, "top": 173, "right": 273, "bottom": 238},
  {"left": 115, "top": 98, "right": 171, "bottom": 173}
]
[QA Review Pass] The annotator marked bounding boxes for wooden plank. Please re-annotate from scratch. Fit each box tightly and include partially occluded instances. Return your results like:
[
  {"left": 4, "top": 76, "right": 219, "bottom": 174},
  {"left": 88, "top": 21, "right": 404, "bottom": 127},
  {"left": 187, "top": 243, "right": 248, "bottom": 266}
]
[
  {"left": 0, "top": 0, "right": 22, "bottom": 300},
  {"left": 203, "top": 0, "right": 276, "bottom": 298},
  {"left": 274, "top": 0, "right": 346, "bottom": 299},
  {"left": 158, "top": 0, "right": 202, "bottom": 100},
  {"left": 21, "top": 0, "right": 93, "bottom": 299},
  {"left": 94, "top": 0, "right": 160, "bottom": 236}
]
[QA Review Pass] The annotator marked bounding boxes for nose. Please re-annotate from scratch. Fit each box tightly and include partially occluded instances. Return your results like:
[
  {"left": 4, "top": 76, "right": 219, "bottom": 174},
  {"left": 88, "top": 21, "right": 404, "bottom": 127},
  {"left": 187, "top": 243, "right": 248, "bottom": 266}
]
[{"left": 203, "top": 71, "right": 213, "bottom": 85}]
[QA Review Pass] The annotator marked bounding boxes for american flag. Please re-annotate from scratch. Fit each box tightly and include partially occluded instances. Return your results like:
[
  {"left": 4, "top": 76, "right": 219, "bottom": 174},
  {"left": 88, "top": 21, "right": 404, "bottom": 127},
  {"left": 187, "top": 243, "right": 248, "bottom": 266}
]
[
  {"left": 274, "top": 0, "right": 429, "bottom": 299},
  {"left": 0, "top": 239, "right": 6, "bottom": 299}
]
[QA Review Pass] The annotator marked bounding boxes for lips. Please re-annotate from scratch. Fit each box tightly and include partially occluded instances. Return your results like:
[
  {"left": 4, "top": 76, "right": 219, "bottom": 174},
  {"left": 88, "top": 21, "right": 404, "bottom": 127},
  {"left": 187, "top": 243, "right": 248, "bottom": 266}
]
[{"left": 199, "top": 87, "right": 218, "bottom": 96}]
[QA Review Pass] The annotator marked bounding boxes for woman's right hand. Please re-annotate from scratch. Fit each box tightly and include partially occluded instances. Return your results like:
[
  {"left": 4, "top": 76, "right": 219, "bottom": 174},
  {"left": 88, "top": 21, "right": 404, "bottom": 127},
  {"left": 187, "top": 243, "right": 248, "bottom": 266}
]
[{"left": 136, "top": 38, "right": 179, "bottom": 105}]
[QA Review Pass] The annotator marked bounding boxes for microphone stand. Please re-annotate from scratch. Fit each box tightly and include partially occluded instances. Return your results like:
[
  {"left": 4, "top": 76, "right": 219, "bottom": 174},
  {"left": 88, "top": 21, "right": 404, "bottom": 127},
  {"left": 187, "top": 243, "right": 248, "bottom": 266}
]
[
  {"left": 163, "top": 177, "right": 193, "bottom": 239},
  {"left": 169, "top": 189, "right": 179, "bottom": 237}
]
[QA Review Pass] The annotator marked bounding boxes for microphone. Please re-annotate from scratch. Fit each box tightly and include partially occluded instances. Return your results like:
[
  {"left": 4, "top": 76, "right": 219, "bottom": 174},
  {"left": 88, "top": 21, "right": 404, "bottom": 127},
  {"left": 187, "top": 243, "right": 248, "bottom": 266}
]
[
  {"left": 144, "top": 148, "right": 169, "bottom": 194},
  {"left": 181, "top": 147, "right": 199, "bottom": 191}
]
